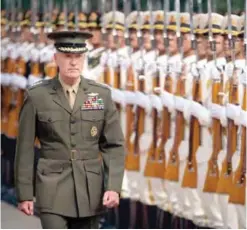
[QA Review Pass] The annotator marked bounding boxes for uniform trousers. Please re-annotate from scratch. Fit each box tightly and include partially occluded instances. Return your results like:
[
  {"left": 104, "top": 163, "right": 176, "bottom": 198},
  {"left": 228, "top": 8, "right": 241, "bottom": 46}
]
[{"left": 40, "top": 212, "right": 99, "bottom": 229}]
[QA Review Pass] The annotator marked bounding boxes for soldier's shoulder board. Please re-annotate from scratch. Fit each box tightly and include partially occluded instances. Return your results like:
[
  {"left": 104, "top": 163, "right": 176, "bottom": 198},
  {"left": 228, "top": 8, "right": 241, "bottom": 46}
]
[
  {"left": 28, "top": 79, "right": 49, "bottom": 90},
  {"left": 87, "top": 79, "right": 111, "bottom": 90}
]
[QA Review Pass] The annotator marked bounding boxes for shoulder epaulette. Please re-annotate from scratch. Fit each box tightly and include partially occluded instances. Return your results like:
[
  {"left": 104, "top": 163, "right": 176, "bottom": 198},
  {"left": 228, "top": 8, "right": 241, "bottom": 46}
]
[
  {"left": 87, "top": 79, "right": 111, "bottom": 90},
  {"left": 28, "top": 79, "right": 49, "bottom": 90}
]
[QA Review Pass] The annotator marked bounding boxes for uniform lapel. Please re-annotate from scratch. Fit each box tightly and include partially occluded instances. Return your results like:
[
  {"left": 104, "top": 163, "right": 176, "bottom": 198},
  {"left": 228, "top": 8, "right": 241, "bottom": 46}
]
[
  {"left": 49, "top": 77, "right": 72, "bottom": 114},
  {"left": 72, "top": 76, "right": 91, "bottom": 114}
]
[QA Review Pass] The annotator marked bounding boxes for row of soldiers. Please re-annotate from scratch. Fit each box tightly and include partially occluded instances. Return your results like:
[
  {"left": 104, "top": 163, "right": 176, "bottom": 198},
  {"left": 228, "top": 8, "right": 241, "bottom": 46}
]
[{"left": 1, "top": 4, "right": 246, "bottom": 229}]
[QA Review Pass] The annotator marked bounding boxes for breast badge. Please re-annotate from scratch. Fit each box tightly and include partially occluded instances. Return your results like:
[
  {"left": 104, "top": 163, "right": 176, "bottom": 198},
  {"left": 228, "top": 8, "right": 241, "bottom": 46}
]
[{"left": 91, "top": 126, "right": 98, "bottom": 137}]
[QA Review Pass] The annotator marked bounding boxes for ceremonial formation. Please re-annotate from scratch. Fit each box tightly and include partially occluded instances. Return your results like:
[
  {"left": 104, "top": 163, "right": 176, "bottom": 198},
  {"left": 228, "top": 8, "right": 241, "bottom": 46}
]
[{"left": 1, "top": 0, "right": 246, "bottom": 229}]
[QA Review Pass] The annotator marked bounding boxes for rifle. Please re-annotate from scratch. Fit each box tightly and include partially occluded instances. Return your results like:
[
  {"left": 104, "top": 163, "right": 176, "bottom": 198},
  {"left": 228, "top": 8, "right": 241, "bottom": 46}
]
[
  {"left": 125, "top": 1, "right": 144, "bottom": 171},
  {"left": 203, "top": 0, "right": 223, "bottom": 193},
  {"left": 181, "top": 0, "right": 200, "bottom": 188},
  {"left": 216, "top": 0, "right": 238, "bottom": 194},
  {"left": 165, "top": 0, "right": 185, "bottom": 182},
  {"left": 228, "top": 4, "right": 247, "bottom": 205},
  {"left": 228, "top": 82, "right": 246, "bottom": 204},
  {"left": 112, "top": 0, "right": 122, "bottom": 113}
]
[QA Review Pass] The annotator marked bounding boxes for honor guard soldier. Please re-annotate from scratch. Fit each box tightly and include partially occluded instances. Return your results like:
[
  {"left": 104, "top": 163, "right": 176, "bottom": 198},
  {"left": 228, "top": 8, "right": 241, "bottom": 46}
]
[
  {"left": 83, "top": 12, "right": 106, "bottom": 82},
  {"left": 14, "top": 30, "right": 125, "bottom": 229},
  {"left": 200, "top": 12, "right": 227, "bottom": 229}
]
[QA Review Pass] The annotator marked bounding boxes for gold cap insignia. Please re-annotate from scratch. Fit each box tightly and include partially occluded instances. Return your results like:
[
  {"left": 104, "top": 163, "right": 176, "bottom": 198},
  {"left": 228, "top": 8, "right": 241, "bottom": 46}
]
[{"left": 91, "top": 126, "right": 98, "bottom": 137}]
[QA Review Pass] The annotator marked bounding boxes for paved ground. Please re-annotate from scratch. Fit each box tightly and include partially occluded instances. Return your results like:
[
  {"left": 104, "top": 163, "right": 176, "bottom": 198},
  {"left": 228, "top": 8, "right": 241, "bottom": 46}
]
[{"left": 1, "top": 201, "right": 42, "bottom": 229}]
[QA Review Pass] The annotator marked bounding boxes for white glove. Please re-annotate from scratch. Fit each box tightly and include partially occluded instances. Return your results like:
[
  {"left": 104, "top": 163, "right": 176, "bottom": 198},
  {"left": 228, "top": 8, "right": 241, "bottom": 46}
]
[
  {"left": 124, "top": 90, "right": 136, "bottom": 105},
  {"left": 183, "top": 98, "right": 192, "bottom": 122},
  {"left": 28, "top": 74, "right": 42, "bottom": 87},
  {"left": 191, "top": 101, "right": 211, "bottom": 126},
  {"left": 210, "top": 103, "right": 227, "bottom": 127},
  {"left": 149, "top": 94, "right": 163, "bottom": 112},
  {"left": 240, "top": 110, "right": 247, "bottom": 127},
  {"left": 160, "top": 90, "right": 175, "bottom": 113},
  {"left": 110, "top": 87, "right": 126, "bottom": 108},
  {"left": 0, "top": 73, "right": 11, "bottom": 86},
  {"left": 226, "top": 103, "right": 241, "bottom": 124},
  {"left": 11, "top": 74, "right": 28, "bottom": 89},
  {"left": 174, "top": 95, "right": 186, "bottom": 112},
  {"left": 135, "top": 91, "right": 152, "bottom": 114}
]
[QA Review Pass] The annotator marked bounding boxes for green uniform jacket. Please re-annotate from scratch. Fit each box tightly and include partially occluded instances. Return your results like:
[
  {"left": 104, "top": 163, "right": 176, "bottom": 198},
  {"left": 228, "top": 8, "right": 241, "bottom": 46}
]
[{"left": 14, "top": 76, "right": 125, "bottom": 217}]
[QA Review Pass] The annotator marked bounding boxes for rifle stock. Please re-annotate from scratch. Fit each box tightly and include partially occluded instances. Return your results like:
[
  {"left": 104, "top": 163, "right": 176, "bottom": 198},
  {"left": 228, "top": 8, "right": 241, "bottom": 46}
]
[
  {"left": 182, "top": 78, "right": 202, "bottom": 188},
  {"left": 125, "top": 65, "right": 140, "bottom": 171},
  {"left": 144, "top": 70, "right": 167, "bottom": 178},
  {"left": 217, "top": 74, "right": 239, "bottom": 194},
  {"left": 229, "top": 85, "right": 246, "bottom": 204}
]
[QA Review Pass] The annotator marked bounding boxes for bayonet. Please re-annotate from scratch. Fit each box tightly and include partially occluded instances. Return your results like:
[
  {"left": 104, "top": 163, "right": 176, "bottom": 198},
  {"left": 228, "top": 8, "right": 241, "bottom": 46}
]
[
  {"left": 208, "top": 0, "right": 217, "bottom": 66},
  {"left": 175, "top": 0, "right": 183, "bottom": 68},
  {"left": 63, "top": 0, "right": 68, "bottom": 31},
  {"left": 123, "top": 0, "right": 131, "bottom": 56},
  {"left": 163, "top": 0, "right": 169, "bottom": 52},
  {"left": 74, "top": 0, "right": 79, "bottom": 31},
  {"left": 227, "top": 0, "right": 235, "bottom": 65}
]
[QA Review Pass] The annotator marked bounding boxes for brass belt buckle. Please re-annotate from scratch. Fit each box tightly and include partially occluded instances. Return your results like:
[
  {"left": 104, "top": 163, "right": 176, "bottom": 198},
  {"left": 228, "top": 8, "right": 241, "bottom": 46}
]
[{"left": 70, "top": 150, "right": 77, "bottom": 160}]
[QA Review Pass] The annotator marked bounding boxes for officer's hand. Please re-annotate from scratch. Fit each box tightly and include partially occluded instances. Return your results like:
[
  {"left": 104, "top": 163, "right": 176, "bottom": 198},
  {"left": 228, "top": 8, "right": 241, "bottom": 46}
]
[
  {"left": 18, "top": 201, "right": 34, "bottom": 216},
  {"left": 103, "top": 191, "right": 119, "bottom": 208}
]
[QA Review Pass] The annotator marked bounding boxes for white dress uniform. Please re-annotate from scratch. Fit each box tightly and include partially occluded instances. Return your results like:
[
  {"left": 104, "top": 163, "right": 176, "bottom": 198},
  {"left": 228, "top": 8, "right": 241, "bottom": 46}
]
[
  {"left": 138, "top": 49, "right": 159, "bottom": 206},
  {"left": 187, "top": 59, "right": 212, "bottom": 226},
  {"left": 83, "top": 46, "right": 106, "bottom": 82},
  {"left": 0, "top": 37, "right": 11, "bottom": 87},
  {"left": 198, "top": 56, "right": 227, "bottom": 229},
  {"left": 27, "top": 43, "right": 44, "bottom": 86},
  {"left": 164, "top": 53, "right": 181, "bottom": 215},
  {"left": 226, "top": 59, "right": 246, "bottom": 229},
  {"left": 121, "top": 49, "right": 143, "bottom": 200},
  {"left": 173, "top": 54, "right": 197, "bottom": 220}
]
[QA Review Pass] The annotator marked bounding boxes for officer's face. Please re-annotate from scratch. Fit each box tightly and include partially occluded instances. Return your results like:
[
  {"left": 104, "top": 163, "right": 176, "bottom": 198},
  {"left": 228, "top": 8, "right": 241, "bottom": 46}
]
[
  {"left": 224, "top": 35, "right": 231, "bottom": 59},
  {"left": 89, "top": 28, "right": 102, "bottom": 46},
  {"left": 168, "top": 30, "right": 178, "bottom": 55},
  {"left": 21, "top": 27, "right": 33, "bottom": 43},
  {"left": 142, "top": 29, "right": 152, "bottom": 51},
  {"left": 129, "top": 29, "right": 139, "bottom": 50},
  {"left": 207, "top": 34, "right": 224, "bottom": 57},
  {"left": 182, "top": 33, "right": 192, "bottom": 54},
  {"left": 196, "top": 34, "right": 207, "bottom": 59},
  {"left": 154, "top": 30, "right": 165, "bottom": 53},
  {"left": 54, "top": 52, "right": 85, "bottom": 80},
  {"left": 107, "top": 29, "right": 125, "bottom": 49},
  {"left": 235, "top": 36, "right": 244, "bottom": 57}
]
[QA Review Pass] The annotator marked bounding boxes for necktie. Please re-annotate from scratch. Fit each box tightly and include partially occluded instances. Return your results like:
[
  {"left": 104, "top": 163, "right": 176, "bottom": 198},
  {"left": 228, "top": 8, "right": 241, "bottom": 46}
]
[{"left": 66, "top": 89, "right": 76, "bottom": 109}]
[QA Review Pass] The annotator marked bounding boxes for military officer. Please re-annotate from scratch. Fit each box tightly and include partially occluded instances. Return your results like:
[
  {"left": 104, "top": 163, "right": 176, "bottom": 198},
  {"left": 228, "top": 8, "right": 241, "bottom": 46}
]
[{"left": 14, "top": 31, "right": 125, "bottom": 229}]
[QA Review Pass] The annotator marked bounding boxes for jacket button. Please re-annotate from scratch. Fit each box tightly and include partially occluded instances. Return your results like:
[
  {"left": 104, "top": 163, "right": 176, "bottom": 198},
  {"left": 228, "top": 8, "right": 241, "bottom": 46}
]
[
  {"left": 71, "top": 132, "right": 75, "bottom": 136},
  {"left": 70, "top": 119, "right": 76, "bottom": 124},
  {"left": 71, "top": 142, "right": 76, "bottom": 147},
  {"left": 48, "top": 118, "right": 52, "bottom": 122}
]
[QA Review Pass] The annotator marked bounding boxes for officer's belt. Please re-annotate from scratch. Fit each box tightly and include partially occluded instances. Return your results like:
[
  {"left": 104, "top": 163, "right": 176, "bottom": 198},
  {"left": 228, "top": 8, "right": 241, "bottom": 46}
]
[{"left": 40, "top": 149, "right": 100, "bottom": 161}]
